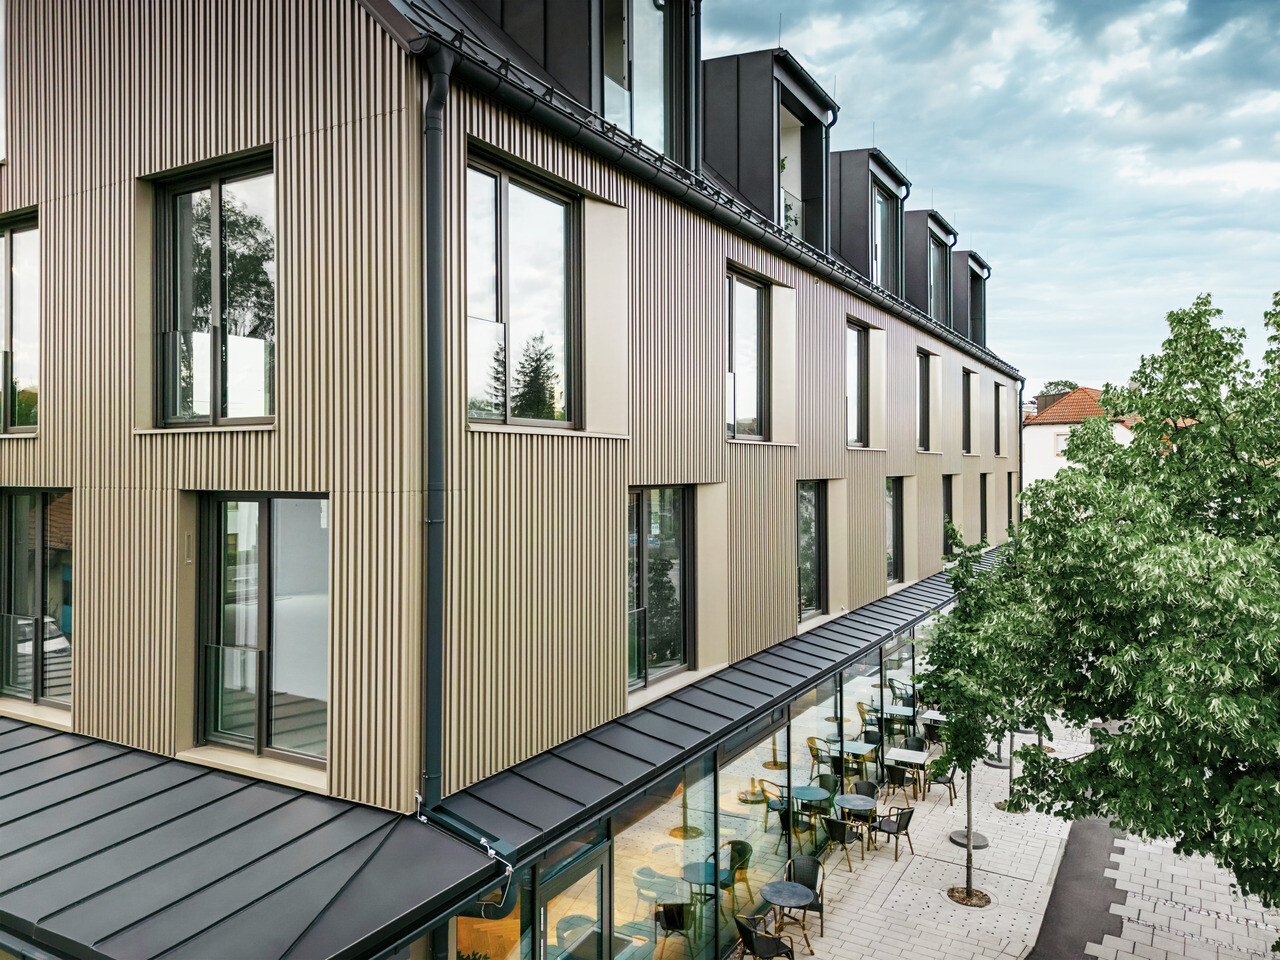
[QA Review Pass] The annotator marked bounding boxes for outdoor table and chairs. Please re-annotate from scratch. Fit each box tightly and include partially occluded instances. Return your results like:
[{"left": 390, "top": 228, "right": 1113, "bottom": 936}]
[
  {"left": 759, "top": 879, "right": 816, "bottom": 954},
  {"left": 681, "top": 860, "right": 716, "bottom": 911},
  {"left": 831, "top": 793, "right": 877, "bottom": 859},
  {"left": 885, "top": 747, "right": 929, "bottom": 799},
  {"left": 839, "top": 740, "right": 877, "bottom": 780}
]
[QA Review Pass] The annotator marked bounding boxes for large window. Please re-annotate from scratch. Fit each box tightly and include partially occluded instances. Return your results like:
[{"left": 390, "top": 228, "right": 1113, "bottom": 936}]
[
  {"left": 886, "top": 477, "right": 903, "bottom": 585},
  {"left": 942, "top": 474, "right": 955, "bottom": 556},
  {"left": 846, "top": 322, "right": 868, "bottom": 446},
  {"left": 962, "top": 370, "right": 974, "bottom": 454},
  {"left": 916, "top": 351, "right": 930, "bottom": 450},
  {"left": 725, "top": 273, "right": 767, "bottom": 440},
  {"left": 467, "top": 163, "right": 575, "bottom": 426},
  {"left": 797, "top": 481, "right": 826, "bottom": 621},
  {"left": 871, "top": 183, "right": 897, "bottom": 292},
  {"left": 603, "top": 0, "right": 668, "bottom": 154},
  {"left": 158, "top": 161, "right": 275, "bottom": 425},
  {"left": 201, "top": 495, "right": 329, "bottom": 763},
  {"left": 928, "top": 235, "right": 948, "bottom": 323},
  {"left": 980, "top": 473, "right": 989, "bottom": 543},
  {"left": 1, "top": 220, "right": 39, "bottom": 432},
  {"left": 1007, "top": 472, "right": 1015, "bottom": 527},
  {"left": 994, "top": 383, "right": 1005, "bottom": 456},
  {"left": 627, "top": 487, "right": 689, "bottom": 689},
  {"left": 0, "top": 491, "right": 73, "bottom": 707}
]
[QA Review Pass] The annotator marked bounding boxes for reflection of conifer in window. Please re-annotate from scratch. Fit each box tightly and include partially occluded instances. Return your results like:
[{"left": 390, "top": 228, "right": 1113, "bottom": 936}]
[
  {"left": 511, "top": 333, "right": 560, "bottom": 421},
  {"left": 646, "top": 549, "right": 681, "bottom": 668}
]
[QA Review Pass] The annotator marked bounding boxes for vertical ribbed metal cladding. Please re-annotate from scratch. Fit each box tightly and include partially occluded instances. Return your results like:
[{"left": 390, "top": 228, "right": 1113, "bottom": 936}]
[
  {"left": 846, "top": 450, "right": 889, "bottom": 610},
  {"left": 0, "top": 1, "right": 423, "bottom": 813},
  {"left": 795, "top": 280, "right": 846, "bottom": 482},
  {"left": 727, "top": 443, "right": 797, "bottom": 661},
  {"left": 442, "top": 88, "right": 628, "bottom": 795}
]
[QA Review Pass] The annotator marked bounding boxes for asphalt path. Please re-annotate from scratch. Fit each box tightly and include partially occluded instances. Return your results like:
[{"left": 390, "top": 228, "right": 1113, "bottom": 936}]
[{"left": 1027, "top": 817, "right": 1126, "bottom": 959}]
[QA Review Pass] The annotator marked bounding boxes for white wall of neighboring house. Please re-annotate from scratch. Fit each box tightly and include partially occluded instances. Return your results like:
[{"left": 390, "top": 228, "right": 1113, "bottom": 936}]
[{"left": 1023, "top": 420, "right": 1132, "bottom": 488}]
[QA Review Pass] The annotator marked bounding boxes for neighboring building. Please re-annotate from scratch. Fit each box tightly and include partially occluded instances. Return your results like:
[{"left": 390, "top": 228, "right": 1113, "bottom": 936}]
[
  {"left": 1022, "top": 387, "right": 1133, "bottom": 487},
  {"left": 0, "top": 3, "right": 1021, "bottom": 959}
]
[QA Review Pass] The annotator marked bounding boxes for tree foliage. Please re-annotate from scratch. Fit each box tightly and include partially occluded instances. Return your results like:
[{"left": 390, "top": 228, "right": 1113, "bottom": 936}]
[
  {"left": 1039, "top": 378, "right": 1080, "bottom": 396},
  {"left": 964, "top": 292, "right": 1280, "bottom": 932}
]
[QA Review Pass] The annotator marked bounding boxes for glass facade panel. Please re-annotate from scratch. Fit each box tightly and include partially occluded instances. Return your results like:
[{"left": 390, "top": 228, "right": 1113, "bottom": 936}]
[
  {"left": 603, "top": 0, "right": 667, "bottom": 155},
  {"left": 797, "top": 481, "right": 823, "bottom": 620},
  {"left": 10, "top": 227, "right": 39, "bottom": 428},
  {"left": 872, "top": 187, "right": 896, "bottom": 291},
  {"left": 221, "top": 172, "right": 276, "bottom": 419},
  {"left": 546, "top": 868, "right": 604, "bottom": 960},
  {"left": 209, "top": 500, "right": 260, "bottom": 746},
  {"left": 789, "top": 679, "right": 839, "bottom": 853},
  {"left": 612, "top": 758, "right": 714, "bottom": 959},
  {"left": 507, "top": 183, "right": 569, "bottom": 423},
  {"left": 269, "top": 498, "right": 329, "bottom": 758},
  {"left": 0, "top": 494, "right": 38, "bottom": 698},
  {"left": 627, "top": 488, "right": 687, "bottom": 688},
  {"left": 41, "top": 491, "right": 73, "bottom": 703},
  {"left": 466, "top": 168, "right": 505, "bottom": 421},
  {"left": 716, "top": 718, "right": 786, "bottom": 954},
  {"left": 842, "top": 654, "right": 883, "bottom": 786},
  {"left": 456, "top": 871, "right": 533, "bottom": 960},
  {"left": 170, "top": 188, "right": 214, "bottom": 422},
  {"left": 882, "top": 636, "right": 916, "bottom": 748},
  {"left": 886, "top": 478, "right": 902, "bottom": 585},
  {"left": 726, "top": 276, "right": 762, "bottom": 438}
]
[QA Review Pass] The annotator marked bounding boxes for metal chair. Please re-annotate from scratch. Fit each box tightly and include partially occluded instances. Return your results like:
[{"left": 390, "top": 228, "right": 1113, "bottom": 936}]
[
  {"left": 856, "top": 701, "right": 879, "bottom": 737},
  {"left": 821, "top": 814, "right": 865, "bottom": 868},
  {"left": 902, "top": 736, "right": 927, "bottom": 753},
  {"left": 807, "top": 773, "right": 840, "bottom": 816},
  {"left": 710, "top": 840, "right": 754, "bottom": 917},
  {"left": 882, "top": 764, "right": 912, "bottom": 807},
  {"left": 927, "top": 762, "right": 959, "bottom": 805},
  {"left": 922, "top": 720, "right": 943, "bottom": 747},
  {"left": 848, "top": 779, "right": 878, "bottom": 847},
  {"left": 653, "top": 903, "right": 697, "bottom": 959},
  {"left": 760, "top": 779, "right": 787, "bottom": 833},
  {"left": 734, "top": 915, "right": 794, "bottom": 960},
  {"left": 774, "top": 807, "right": 815, "bottom": 854},
  {"left": 806, "top": 736, "right": 830, "bottom": 779},
  {"left": 785, "top": 855, "right": 825, "bottom": 937},
  {"left": 632, "top": 866, "right": 663, "bottom": 919},
  {"left": 873, "top": 806, "right": 917, "bottom": 861}
]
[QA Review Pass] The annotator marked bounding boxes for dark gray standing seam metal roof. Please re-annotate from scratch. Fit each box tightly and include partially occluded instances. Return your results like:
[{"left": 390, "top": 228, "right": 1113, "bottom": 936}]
[
  {"left": 434, "top": 556, "right": 997, "bottom": 865},
  {"left": 0, "top": 725, "right": 497, "bottom": 960}
]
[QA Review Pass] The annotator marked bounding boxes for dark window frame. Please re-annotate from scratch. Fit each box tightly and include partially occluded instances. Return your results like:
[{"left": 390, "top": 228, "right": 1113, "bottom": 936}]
[
  {"left": 796, "top": 480, "right": 827, "bottom": 621},
  {"left": 1007, "top": 471, "right": 1014, "bottom": 528},
  {"left": 916, "top": 350, "right": 931, "bottom": 451},
  {"left": 626, "top": 485, "right": 694, "bottom": 691},
  {"left": 153, "top": 154, "right": 276, "bottom": 428},
  {"left": 886, "top": 476, "right": 904, "bottom": 585},
  {"left": 979, "top": 473, "right": 989, "bottom": 544},
  {"left": 961, "top": 369, "right": 974, "bottom": 454},
  {"left": 0, "top": 488, "right": 72, "bottom": 709},
  {"left": 196, "top": 491, "right": 329, "bottom": 769},
  {"left": 0, "top": 215, "right": 39, "bottom": 434},
  {"left": 465, "top": 156, "right": 582, "bottom": 429},
  {"left": 942, "top": 473, "right": 954, "bottom": 557},
  {"left": 600, "top": 0, "right": 679, "bottom": 159},
  {"left": 927, "top": 233, "right": 949, "bottom": 325},
  {"left": 846, "top": 321, "right": 869, "bottom": 447},
  {"left": 725, "top": 268, "right": 770, "bottom": 441},
  {"left": 994, "top": 383, "right": 1003, "bottom": 456},
  {"left": 869, "top": 177, "right": 900, "bottom": 294}
]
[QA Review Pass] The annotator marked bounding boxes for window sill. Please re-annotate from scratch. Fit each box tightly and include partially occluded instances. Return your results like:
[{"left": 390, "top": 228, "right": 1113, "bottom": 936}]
[
  {"left": 887, "top": 579, "right": 921, "bottom": 596},
  {"left": 0, "top": 698, "right": 72, "bottom": 730},
  {"left": 467, "top": 422, "right": 627, "bottom": 440},
  {"left": 847, "top": 445, "right": 887, "bottom": 453},
  {"left": 962, "top": 452, "right": 982, "bottom": 458},
  {"left": 627, "top": 661, "right": 727, "bottom": 711},
  {"left": 917, "top": 449, "right": 943, "bottom": 456},
  {"left": 796, "top": 608, "right": 851, "bottom": 634},
  {"left": 0, "top": 431, "right": 38, "bottom": 440},
  {"left": 176, "top": 745, "right": 327, "bottom": 794},
  {"left": 134, "top": 423, "right": 276, "bottom": 436},
  {"left": 726, "top": 439, "right": 798, "bottom": 448}
]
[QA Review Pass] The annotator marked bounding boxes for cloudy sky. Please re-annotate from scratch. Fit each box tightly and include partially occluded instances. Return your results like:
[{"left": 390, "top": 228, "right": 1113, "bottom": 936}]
[{"left": 703, "top": 0, "right": 1280, "bottom": 396}]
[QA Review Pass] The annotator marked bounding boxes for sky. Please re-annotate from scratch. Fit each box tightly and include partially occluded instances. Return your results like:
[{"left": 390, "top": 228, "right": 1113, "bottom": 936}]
[{"left": 702, "top": 0, "right": 1280, "bottom": 397}]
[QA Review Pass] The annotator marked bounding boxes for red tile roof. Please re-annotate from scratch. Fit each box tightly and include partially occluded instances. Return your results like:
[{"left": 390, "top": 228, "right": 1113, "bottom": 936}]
[{"left": 1025, "top": 387, "right": 1124, "bottom": 426}]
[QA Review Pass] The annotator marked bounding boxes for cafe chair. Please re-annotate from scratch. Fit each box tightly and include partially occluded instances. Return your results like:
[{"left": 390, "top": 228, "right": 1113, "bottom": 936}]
[
  {"left": 922, "top": 720, "right": 943, "bottom": 747},
  {"left": 821, "top": 815, "right": 865, "bottom": 868},
  {"left": 806, "top": 773, "right": 841, "bottom": 816},
  {"left": 902, "top": 736, "right": 927, "bottom": 753},
  {"left": 785, "top": 855, "right": 826, "bottom": 937},
  {"left": 856, "top": 701, "right": 879, "bottom": 737},
  {"left": 653, "top": 903, "right": 698, "bottom": 958},
  {"left": 774, "top": 807, "right": 815, "bottom": 855},
  {"left": 873, "top": 806, "right": 917, "bottom": 861},
  {"left": 805, "top": 736, "right": 831, "bottom": 779},
  {"left": 760, "top": 779, "right": 787, "bottom": 833},
  {"left": 927, "top": 762, "right": 959, "bottom": 805},
  {"left": 882, "top": 764, "right": 912, "bottom": 807},
  {"left": 632, "top": 866, "right": 663, "bottom": 919},
  {"left": 710, "top": 840, "right": 754, "bottom": 917},
  {"left": 734, "top": 915, "right": 794, "bottom": 960}
]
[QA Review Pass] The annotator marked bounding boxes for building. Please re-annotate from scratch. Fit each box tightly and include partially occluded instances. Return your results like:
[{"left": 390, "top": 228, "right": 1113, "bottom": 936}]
[
  {"left": 1022, "top": 387, "right": 1132, "bottom": 488},
  {"left": 0, "top": 2, "right": 1021, "bottom": 959}
]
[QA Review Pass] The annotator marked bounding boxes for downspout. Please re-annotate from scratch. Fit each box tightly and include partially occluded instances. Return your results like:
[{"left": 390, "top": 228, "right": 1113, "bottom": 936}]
[
  {"left": 1017, "top": 380, "right": 1025, "bottom": 524},
  {"left": 420, "top": 41, "right": 455, "bottom": 812}
]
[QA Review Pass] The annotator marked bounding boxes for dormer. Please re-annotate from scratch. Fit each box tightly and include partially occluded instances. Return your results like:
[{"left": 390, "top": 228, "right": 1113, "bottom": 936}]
[
  {"left": 951, "top": 250, "right": 991, "bottom": 346},
  {"left": 464, "top": 0, "right": 700, "bottom": 166},
  {"left": 904, "top": 210, "right": 957, "bottom": 327},
  {"left": 702, "top": 48, "right": 838, "bottom": 250},
  {"left": 829, "top": 148, "right": 911, "bottom": 297}
]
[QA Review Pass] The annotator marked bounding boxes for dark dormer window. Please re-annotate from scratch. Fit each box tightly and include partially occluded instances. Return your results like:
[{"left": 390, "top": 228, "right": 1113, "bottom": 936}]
[
  {"left": 603, "top": 0, "right": 667, "bottom": 153},
  {"left": 830, "top": 149, "right": 909, "bottom": 296},
  {"left": 872, "top": 182, "right": 897, "bottom": 290},
  {"left": 928, "top": 236, "right": 949, "bottom": 321},
  {"left": 904, "top": 210, "right": 955, "bottom": 324},
  {"left": 951, "top": 250, "right": 991, "bottom": 346}
]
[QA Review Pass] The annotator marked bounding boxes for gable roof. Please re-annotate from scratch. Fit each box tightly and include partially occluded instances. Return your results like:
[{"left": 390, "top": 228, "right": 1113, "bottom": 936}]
[{"left": 1025, "top": 387, "right": 1112, "bottom": 426}]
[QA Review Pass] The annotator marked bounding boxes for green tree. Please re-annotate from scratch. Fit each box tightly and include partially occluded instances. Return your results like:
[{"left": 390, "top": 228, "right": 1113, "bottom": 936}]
[
  {"left": 1039, "top": 378, "right": 1080, "bottom": 395},
  {"left": 510, "top": 333, "right": 560, "bottom": 421},
  {"left": 915, "top": 528, "right": 1022, "bottom": 902},
  {"left": 645, "top": 550, "right": 682, "bottom": 667},
  {"left": 985, "top": 292, "right": 1280, "bottom": 943}
]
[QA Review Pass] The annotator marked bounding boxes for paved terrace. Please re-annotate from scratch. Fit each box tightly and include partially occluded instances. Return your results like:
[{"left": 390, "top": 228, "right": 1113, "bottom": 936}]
[{"left": 792, "top": 722, "right": 1277, "bottom": 960}]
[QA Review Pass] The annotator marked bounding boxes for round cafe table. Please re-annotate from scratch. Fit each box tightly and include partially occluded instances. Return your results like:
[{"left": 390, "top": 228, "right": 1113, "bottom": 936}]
[
  {"left": 791, "top": 785, "right": 830, "bottom": 805},
  {"left": 833, "top": 793, "right": 875, "bottom": 814},
  {"left": 759, "top": 880, "right": 816, "bottom": 954},
  {"left": 682, "top": 861, "right": 716, "bottom": 911}
]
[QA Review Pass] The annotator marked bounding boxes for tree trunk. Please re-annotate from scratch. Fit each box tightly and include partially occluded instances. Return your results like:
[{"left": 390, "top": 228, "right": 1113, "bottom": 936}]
[{"left": 966, "top": 765, "right": 974, "bottom": 898}]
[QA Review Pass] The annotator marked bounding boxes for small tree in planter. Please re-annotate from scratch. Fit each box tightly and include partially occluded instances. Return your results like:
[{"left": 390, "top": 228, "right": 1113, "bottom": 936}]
[{"left": 915, "top": 530, "right": 1024, "bottom": 905}]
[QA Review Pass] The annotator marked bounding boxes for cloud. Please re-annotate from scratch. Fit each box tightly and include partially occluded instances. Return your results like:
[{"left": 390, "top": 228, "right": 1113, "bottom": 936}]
[{"left": 703, "top": 0, "right": 1280, "bottom": 391}]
